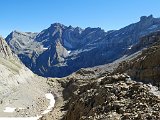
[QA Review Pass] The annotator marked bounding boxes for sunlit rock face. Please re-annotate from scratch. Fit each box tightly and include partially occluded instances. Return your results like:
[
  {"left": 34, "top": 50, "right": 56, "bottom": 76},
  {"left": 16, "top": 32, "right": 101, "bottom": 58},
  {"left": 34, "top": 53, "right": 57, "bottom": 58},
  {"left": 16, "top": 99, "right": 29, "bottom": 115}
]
[
  {"left": 0, "top": 36, "right": 34, "bottom": 99},
  {"left": 0, "top": 36, "right": 52, "bottom": 118}
]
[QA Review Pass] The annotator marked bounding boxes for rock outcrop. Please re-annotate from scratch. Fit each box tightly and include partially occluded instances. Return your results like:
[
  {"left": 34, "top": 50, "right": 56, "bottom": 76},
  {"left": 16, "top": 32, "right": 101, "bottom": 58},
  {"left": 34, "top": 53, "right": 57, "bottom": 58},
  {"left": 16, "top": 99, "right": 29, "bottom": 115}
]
[
  {"left": 0, "top": 36, "right": 13, "bottom": 58},
  {"left": 45, "top": 71, "right": 160, "bottom": 120},
  {"left": 116, "top": 31, "right": 160, "bottom": 89}
]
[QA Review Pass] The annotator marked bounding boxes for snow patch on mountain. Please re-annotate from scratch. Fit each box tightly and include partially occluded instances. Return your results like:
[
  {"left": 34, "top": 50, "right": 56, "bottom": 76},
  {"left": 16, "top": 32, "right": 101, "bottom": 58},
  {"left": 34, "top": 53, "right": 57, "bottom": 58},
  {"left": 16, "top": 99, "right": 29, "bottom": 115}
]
[
  {"left": 3, "top": 107, "right": 16, "bottom": 113},
  {"left": 67, "top": 50, "right": 71, "bottom": 54},
  {"left": 41, "top": 93, "right": 55, "bottom": 114},
  {"left": 43, "top": 47, "right": 48, "bottom": 50}
]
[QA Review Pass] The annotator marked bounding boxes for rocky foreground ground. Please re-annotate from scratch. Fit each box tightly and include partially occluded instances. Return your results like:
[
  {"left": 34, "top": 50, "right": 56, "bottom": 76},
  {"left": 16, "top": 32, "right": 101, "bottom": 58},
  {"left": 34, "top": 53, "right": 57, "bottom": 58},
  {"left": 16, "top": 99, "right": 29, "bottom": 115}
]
[{"left": 40, "top": 70, "right": 160, "bottom": 120}]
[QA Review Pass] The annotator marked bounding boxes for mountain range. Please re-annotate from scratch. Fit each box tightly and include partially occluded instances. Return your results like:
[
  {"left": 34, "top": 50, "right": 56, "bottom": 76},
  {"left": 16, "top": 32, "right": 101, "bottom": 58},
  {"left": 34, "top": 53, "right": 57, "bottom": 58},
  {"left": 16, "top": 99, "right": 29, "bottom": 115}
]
[{"left": 6, "top": 15, "right": 160, "bottom": 77}]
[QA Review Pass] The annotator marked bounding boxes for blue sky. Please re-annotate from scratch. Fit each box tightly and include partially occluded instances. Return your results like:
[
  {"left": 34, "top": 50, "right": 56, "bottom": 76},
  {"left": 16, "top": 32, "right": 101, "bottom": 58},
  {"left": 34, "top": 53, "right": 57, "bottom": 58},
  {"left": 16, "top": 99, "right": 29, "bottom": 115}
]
[{"left": 0, "top": 0, "right": 160, "bottom": 37}]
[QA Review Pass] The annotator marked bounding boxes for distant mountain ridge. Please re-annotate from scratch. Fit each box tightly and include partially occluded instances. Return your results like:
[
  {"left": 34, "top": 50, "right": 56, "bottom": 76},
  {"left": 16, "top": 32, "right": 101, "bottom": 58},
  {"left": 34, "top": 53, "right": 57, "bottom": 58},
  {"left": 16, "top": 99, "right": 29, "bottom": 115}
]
[{"left": 5, "top": 15, "right": 160, "bottom": 77}]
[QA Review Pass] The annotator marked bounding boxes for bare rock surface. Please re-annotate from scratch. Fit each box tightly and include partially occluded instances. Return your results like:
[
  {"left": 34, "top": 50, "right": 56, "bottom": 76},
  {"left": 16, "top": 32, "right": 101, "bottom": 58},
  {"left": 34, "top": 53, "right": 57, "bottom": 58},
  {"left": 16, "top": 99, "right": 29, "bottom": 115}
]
[
  {"left": 116, "top": 31, "right": 160, "bottom": 89},
  {"left": 41, "top": 69, "right": 160, "bottom": 120}
]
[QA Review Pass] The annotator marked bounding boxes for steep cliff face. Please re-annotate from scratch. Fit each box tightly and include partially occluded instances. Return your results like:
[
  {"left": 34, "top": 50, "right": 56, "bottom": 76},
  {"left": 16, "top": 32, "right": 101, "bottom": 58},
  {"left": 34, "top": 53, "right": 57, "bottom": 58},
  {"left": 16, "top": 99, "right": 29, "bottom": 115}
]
[
  {"left": 116, "top": 31, "right": 160, "bottom": 88},
  {"left": 6, "top": 15, "right": 160, "bottom": 77}
]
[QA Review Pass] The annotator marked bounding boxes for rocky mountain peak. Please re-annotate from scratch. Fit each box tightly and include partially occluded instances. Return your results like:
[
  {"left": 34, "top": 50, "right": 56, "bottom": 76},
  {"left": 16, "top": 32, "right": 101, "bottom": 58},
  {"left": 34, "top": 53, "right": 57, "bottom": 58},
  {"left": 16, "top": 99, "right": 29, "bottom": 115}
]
[
  {"left": 75, "top": 27, "right": 83, "bottom": 33},
  {"left": 10, "top": 30, "right": 29, "bottom": 37},
  {"left": 138, "top": 15, "right": 160, "bottom": 30},
  {"left": 35, "top": 23, "right": 66, "bottom": 42},
  {"left": 50, "top": 23, "right": 66, "bottom": 29},
  {"left": 140, "top": 15, "right": 154, "bottom": 21},
  {"left": 6, "top": 30, "right": 37, "bottom": 42}
]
